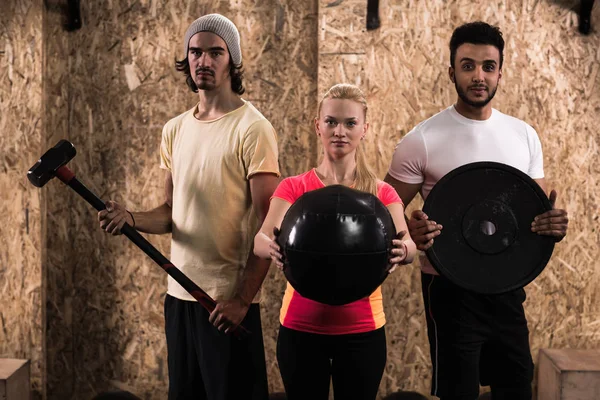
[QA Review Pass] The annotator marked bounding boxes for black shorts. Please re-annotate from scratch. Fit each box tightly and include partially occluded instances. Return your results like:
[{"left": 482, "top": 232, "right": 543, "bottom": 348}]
[
  {"left": 164, "top": 294, "right": 269, "bottom": 400},
  {"left": 421, "top": 273, "right": 534, "bottom": 400}
]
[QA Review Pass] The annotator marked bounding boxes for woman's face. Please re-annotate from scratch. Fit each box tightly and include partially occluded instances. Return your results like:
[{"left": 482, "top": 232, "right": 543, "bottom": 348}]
[{"left": 315, "top": 98, "right": 368, "bottom": 159}]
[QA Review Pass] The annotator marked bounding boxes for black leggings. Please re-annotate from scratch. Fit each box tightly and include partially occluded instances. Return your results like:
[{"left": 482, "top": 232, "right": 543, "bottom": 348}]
[{"left": 276, "top": 325, "right": 386, "bottom": 400}]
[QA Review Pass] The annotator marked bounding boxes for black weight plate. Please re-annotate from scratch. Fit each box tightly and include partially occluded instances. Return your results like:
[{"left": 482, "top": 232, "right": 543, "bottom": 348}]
[{"left": 422, "top": 162, "right": 555, "bottom": 294}]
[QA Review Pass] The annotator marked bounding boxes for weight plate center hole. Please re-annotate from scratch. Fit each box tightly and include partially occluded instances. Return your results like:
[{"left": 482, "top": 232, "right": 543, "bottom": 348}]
[{"left": 480, "top": 220, "right": 497, "bottom": 236}]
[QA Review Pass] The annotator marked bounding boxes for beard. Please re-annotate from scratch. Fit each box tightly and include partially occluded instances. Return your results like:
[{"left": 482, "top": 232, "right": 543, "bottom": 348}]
[
  {"left": 194, "top": 68, "right": 217, "bottom": 91},
  {"left": 196, "top": 80, "right": 216, "bottom": 91},
  {"left": 455, "top": 80, "right": 498, "bottom": 108}
]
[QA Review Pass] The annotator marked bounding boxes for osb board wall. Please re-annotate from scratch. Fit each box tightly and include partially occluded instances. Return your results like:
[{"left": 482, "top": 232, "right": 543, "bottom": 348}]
[
  {"left": 23, "top": 0, "right": 599, "bottom": 399},
  {"left": 43, "top": 0, "right": 85, "bottom": 398},
  {"left": 0, "top": 0, "right": 44, "bottom": 398},
  {"left": 319, "top": 0, "right": 600, "bottom": 397},
  {"left": 42, "top": 0, "right": 317, "bottom": 398}
]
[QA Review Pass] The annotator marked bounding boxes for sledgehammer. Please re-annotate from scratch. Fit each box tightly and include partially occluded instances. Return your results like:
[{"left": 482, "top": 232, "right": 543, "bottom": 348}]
[{"left": 28, "top": 140, "right": 249, "bottom": 337}]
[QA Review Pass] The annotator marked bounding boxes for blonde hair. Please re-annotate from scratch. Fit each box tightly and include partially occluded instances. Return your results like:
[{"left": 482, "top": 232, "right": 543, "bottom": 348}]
[{"left": 317, "top": 83, "right": 378, "bottom": 196}]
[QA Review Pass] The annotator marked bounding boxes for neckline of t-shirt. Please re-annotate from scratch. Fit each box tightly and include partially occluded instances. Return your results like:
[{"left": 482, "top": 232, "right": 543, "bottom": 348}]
[
  {"left": 311, "top": 168, "right": 356, "bottom": 189},
  {"left": 189, "top": 99, "right": 248, "bottom": 124},
  {"left": 449, "top": 104, "right": 497, "bottom": 126}
]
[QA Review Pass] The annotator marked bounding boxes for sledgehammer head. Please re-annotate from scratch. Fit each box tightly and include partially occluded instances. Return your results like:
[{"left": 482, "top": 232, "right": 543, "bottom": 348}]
[{"left": 27, "top": 140, "right": 76, "bottom": 187}]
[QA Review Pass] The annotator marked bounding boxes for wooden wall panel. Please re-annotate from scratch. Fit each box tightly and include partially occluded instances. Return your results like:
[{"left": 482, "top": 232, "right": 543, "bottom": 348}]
[
  {"left": 0, "top": 1, "right": 44, "bottom": 398},
  {"left": 43, "top": 0, "right": 318, "bottom": 397},
  {"left": 318, "top": 0, "right": 600, "bottom": 397}
]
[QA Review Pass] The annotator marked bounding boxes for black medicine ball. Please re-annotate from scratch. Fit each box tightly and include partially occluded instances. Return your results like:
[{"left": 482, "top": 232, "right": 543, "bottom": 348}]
[{"left": 277, "top": 185, "right": 396, "bottom": 305}]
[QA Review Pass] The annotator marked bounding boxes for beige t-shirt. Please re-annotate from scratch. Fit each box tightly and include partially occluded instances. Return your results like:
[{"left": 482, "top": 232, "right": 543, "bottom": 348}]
[{"left": 160, "top": 100, "right": 280, "bottom": 302}]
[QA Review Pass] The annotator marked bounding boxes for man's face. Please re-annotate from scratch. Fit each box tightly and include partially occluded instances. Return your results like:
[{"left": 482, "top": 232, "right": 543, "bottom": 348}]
[
  {"left": 187, "top": 32, "right": 231, "bottom": 92},
  {"left": 449, "top": 43, "right": 502, "bottom": 108}
]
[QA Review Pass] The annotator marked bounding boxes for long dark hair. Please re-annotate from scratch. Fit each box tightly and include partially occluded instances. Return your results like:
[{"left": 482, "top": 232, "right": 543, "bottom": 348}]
[{"left": 175, "top": 57, "right": 245, "bottom": 95}]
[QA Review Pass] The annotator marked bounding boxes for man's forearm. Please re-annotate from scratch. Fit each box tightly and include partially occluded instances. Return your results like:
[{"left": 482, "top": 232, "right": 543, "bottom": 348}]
[
  {"left": 234, "top": 252, "right": 272, "bottom": 305},
  {"left": 236, "top": 172, "right": 280, "bottom": 304},
  {"left": 131, "top": 202, "right": 172, "bottom": 234}
]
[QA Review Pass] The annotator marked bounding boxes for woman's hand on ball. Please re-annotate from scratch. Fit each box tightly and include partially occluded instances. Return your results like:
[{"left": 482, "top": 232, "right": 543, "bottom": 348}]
[
  {"left": 269, "top": 242, "right": 284, "bottom": 270},
  {"left": 388, "top": 231, "right": 409, "bottom": 274},
  {"left": 270, "top": 227, "right": 285, "bottom": 270}
]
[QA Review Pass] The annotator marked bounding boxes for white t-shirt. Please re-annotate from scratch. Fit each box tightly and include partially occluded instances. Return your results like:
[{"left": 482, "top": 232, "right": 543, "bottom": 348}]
[{"left": 388, "top": 105, "right": 545, "bottom": 274}]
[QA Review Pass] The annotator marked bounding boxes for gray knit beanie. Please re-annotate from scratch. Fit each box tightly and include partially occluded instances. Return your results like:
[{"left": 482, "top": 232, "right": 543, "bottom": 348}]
[{"left": 183, "top": 14, "right": 242, "bottom": 66}]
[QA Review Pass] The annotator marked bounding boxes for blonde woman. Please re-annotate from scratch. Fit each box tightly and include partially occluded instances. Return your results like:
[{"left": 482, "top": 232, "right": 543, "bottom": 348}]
[{"left": 254, "top": 84, "right": 417, "bottom": 400}]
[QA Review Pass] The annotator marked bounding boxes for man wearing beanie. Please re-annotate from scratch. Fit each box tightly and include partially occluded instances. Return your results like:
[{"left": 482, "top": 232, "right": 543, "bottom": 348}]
[{"left": 98, "top": 13, "right": 278, "bottom": 400}]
